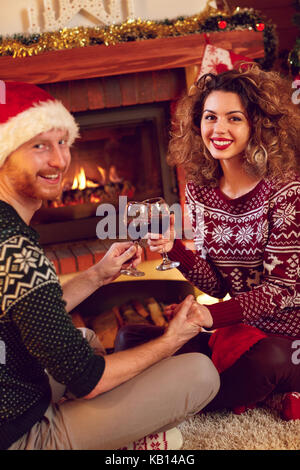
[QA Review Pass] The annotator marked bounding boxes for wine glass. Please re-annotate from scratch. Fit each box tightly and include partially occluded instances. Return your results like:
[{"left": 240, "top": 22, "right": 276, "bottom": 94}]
[
  {"left": 120, "top": 201, "right": 146, "bottom": 277},
  {"left": 142, "top": 197, "right": 180, "bottom": 271}
]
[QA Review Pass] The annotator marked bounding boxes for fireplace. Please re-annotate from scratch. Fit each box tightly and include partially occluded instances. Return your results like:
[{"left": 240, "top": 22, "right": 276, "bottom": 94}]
[
  {"left": 32, "top": 97, "right": 180, "bottom": 245},
  {"left": 6, "top": 31, "right": 263, "bottom": 274}
]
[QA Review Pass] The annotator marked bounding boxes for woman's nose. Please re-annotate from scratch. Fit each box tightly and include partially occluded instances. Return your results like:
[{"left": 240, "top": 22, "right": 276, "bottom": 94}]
[{"left": 213, "top": 118, "right": 227, "bottom": 134}]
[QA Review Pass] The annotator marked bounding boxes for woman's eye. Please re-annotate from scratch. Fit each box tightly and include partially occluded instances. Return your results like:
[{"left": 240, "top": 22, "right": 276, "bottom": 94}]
[
  {"left": 204, "top": 115, "right": 216, "bottom": 121},
  {"left": 230, "top": 116, "right": 242, "bottom": 122}
]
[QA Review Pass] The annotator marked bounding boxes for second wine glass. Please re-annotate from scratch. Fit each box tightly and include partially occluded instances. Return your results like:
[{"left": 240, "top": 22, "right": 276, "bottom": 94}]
[
  {"left": 142, "top": 197, "right": 180, "bottom": 271},
  {"left": 120, "top": 201, "right": 146, "bottom": 277}
]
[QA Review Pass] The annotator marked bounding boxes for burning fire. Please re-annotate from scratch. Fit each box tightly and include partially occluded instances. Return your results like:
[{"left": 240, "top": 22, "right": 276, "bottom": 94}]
[
  {"left": 97, "top": 166, "right": 107, "bottom": 185},
  {"left": 71, "top": 166, "right": 106, "bottom": 190},
  {"left": 48, "top": 164, "right": 134, "bottom": 208}
]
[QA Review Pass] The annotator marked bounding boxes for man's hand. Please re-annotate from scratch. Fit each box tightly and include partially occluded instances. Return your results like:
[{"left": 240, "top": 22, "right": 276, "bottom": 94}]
[
  {"left": 165, "top": 298, "right": 213, "bottom": 334},
  {"left": 187, "top": 302, "right": 213, "bottom": 329},
  {"left": 94, "top": 242, "right": 143, "bottom": 285},
  {"left": 84, "top": 295, "right": 213, "bottom": 399}
]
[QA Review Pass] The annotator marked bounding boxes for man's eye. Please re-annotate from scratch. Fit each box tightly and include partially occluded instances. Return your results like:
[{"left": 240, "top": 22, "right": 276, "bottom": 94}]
[{"left": 34, "top": 144, "right": 45, "bottom": 149}]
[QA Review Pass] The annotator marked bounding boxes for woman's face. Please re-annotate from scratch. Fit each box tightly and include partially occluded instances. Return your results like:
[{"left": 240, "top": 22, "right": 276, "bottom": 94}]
[{"left": 200, "top": 90, "right": 251, "bottom": 163}]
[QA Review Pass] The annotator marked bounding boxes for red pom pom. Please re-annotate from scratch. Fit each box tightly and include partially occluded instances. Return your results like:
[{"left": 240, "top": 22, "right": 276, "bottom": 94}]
[
  {"left": 256, "top": 23, "right": 265, "bottom": 32},
  {"left": 218, "top": 20, "right": 227, "bottom": 29}
]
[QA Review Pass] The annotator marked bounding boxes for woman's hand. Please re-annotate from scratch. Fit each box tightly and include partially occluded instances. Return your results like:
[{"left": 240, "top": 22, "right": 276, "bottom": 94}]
[
  {"left": 94, "top": 242, "right": 143, "bottom": 286},
  {"left": 147, "top": 213, "right": 176, "bottom": 254},
  {"left": 164, "top": 299, "right": 213, "bottom": 329},
  {"left": 187, "top": 301, "right": 213, "bottom": 329}
]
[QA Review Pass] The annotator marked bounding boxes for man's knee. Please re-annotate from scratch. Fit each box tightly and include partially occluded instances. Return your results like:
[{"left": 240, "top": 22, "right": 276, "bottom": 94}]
[{"left": 170, "top": 353, "right": 220, "bottom": 412}]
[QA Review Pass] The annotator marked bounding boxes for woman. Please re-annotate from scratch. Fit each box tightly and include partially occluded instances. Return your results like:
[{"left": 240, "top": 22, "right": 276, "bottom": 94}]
[{"left": 115, "top": 64, "right": 300, "bottom": 418}]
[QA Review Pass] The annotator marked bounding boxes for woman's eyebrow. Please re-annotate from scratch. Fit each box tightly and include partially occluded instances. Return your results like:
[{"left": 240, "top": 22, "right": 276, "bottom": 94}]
[{"left": 203, "top": 109, "right": 246, "bottom": 116}]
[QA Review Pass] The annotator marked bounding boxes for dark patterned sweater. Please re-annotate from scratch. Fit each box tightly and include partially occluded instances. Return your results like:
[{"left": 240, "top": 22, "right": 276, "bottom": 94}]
[
  {"left": 0, "top": 202, "right": 105, "bottom": 449},
  {"left": 169, "top": 172, "right": 300, "bottom": 338}
]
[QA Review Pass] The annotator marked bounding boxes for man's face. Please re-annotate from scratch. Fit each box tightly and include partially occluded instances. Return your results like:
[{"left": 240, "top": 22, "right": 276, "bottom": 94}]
[{"left": 1, "top": 129, "right": 71, "bottom": 203}]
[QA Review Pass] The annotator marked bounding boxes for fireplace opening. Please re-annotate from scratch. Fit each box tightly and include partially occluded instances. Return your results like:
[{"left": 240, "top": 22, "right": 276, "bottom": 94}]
[{"left": 31, "top": 102, "right": 179, "bottom": 245}]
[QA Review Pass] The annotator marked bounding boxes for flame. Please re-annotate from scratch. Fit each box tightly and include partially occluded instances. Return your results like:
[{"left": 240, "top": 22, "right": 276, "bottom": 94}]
[
  {"left": 109, "top": 165, "right": 123, "bottom": 183},
  {"left": 97, "top": 166, "right": 106, "bottom": 185},
  {"left": 72, "top": 167, "right": 99, "bottom": 190},
  {"left": 70, "top": 165, "right": 122, "bottom": 193},
  {"left": 72, "top": 167, "right": 86, "bottom": 190}
]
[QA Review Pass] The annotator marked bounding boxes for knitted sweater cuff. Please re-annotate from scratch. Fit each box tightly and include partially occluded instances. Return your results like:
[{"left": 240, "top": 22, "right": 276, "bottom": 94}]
[
  {"left": 206, "top": 298, "right": 244, "bottom": 329},
  {"left": 168, "top": 239, "right": 196, "bottom": 272}
]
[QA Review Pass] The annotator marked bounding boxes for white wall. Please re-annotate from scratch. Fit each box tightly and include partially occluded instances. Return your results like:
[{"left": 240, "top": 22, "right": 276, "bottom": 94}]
[{"left": 0, "top": 0, "right": 216, "bottom": 35}]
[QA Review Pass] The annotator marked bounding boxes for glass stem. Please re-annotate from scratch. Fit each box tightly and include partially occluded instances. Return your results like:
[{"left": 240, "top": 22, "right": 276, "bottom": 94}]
[{"left": 162, "top": 249, "right": 169, "bottom": 263}]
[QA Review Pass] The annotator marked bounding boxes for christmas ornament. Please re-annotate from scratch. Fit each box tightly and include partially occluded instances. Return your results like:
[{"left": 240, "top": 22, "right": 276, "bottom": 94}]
[
  {"left": 255, "top": 23, "right": 265, "bottom": 32},
  {"left": 218, "top": 20, "right": 227, "bottom": 29}
]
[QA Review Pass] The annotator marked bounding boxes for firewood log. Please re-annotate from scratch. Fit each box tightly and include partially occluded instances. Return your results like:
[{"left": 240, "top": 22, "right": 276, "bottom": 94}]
[
  {"left": 90, "top": 310, "right": 119, "bottom": 350},
  {"left": 113, "top": 306, "right": 124, "bottom": 328},
  {"left": 131, "top": 300, "right": 150, "bottom": 319},
  {"left": 119, "top": 303, "right": 150, "bottom": 325},
  {"left": 145, "top": 298, "right": 168, "bottom": 327}
]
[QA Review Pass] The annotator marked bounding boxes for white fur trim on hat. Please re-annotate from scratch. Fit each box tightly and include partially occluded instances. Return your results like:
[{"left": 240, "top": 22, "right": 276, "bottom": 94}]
[{"left": 0, "top": 99, "right": 79, "bottom": 167}]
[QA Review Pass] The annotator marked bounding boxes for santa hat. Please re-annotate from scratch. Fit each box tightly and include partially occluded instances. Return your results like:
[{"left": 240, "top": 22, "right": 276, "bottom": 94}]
[{"left": 0, "top": 81, "right": 79, "bottom": 167}]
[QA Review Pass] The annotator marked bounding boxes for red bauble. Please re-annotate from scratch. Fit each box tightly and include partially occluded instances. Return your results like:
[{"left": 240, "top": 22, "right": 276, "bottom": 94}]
[
  {"left": 256, "top": 23, "right": 265, "bottom": 32},
  {"left": 218, "top": 20, "right": 227, "bottom": 29}
]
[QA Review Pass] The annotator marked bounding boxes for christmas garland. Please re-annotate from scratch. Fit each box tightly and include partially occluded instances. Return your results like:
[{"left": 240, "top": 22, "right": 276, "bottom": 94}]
[{"left": 0, "top": 6, "right": 277, "bottom": 70}]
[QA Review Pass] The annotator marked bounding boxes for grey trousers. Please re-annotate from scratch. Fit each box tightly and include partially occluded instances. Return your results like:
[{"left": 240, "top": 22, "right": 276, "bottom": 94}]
[{"left": 9, "top": 329, "right": 220, "bottom": 450}]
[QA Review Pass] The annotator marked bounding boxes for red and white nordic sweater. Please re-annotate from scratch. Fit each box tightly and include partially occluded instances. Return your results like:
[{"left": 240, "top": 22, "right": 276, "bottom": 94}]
[{"left": 169, "top": 172, "right": 300, "bottom": 338}]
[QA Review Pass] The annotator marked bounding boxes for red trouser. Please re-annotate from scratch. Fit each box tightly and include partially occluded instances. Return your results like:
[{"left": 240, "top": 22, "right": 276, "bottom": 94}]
[{"left": 114, "top": 325, "right": 300, "bottom": 411}]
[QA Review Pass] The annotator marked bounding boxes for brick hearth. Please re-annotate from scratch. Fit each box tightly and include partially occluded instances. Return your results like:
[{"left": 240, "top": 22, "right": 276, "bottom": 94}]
[{"left": 44, "top": 239, "right": 195, "bottom": 276}]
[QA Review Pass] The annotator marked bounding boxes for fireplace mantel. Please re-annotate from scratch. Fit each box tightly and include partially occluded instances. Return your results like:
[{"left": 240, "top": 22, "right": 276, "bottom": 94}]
[{"left": 0, "top": 30, "right": 264, "bottom": 84}]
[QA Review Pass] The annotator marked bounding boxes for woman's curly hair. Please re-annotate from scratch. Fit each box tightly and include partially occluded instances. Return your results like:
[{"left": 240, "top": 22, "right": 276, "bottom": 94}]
[{"left": 167, "top": 63, "right": 300, "bottom": 187}]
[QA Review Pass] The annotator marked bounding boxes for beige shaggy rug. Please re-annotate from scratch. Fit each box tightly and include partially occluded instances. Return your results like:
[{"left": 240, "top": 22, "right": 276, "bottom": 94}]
[{"left": 178, "top": 407, "right": 300, "bottom": 450}]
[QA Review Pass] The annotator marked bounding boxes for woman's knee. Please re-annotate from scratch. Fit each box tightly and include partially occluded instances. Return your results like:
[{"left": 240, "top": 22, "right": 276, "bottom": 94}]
[{"left": 249, "top": 337, "right": 292, "bottom": 372}]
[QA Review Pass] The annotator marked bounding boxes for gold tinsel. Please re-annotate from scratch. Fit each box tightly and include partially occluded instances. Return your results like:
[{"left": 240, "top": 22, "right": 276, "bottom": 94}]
[
  {"left": 0, "top": 4, "right": 227, "bottom": 58},
  {"left": 0, "top": 5, "right": 267, "bottom": 59}
]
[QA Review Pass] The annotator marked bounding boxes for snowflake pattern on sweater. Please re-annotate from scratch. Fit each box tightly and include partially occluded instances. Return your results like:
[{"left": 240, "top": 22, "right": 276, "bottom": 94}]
[
  {"left": 0, "top": 202, "right": 105, "bottom": 449},
  {"left": 170, "top": 174, "right": 300, "bottom": 337}
]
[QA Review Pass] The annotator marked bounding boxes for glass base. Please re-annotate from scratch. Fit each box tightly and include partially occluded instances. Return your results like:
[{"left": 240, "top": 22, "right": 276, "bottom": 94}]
[
  {"left": 156, "top": 260, "right": 180, "bottom": 271},
  {"left": 120, "top": 268, "right": 145, "bottom": 277}
]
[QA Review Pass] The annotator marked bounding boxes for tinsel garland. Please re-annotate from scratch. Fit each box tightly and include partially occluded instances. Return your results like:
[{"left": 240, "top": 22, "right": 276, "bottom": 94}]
[{"left": 0, "top": 6, "right": 277, "bottom": 70}]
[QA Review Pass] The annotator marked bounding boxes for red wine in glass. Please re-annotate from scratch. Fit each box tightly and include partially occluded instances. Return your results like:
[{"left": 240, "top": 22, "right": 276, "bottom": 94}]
[
  {"left": 142, "top": 197, "right": 180, "bottom": 271},
  {"left": 120, "top": 202, "right": 145, "bottom": 277}
]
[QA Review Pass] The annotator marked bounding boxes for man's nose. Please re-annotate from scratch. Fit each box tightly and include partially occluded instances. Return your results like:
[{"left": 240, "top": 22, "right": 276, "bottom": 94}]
[{"left": 48, "top": 146, "right": 68, "bottom": 169}]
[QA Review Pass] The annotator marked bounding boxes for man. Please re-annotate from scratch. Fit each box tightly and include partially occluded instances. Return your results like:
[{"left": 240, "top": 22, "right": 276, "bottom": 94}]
[{"left": 0, "top": 81, "right": 219, "bottom": 450}]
